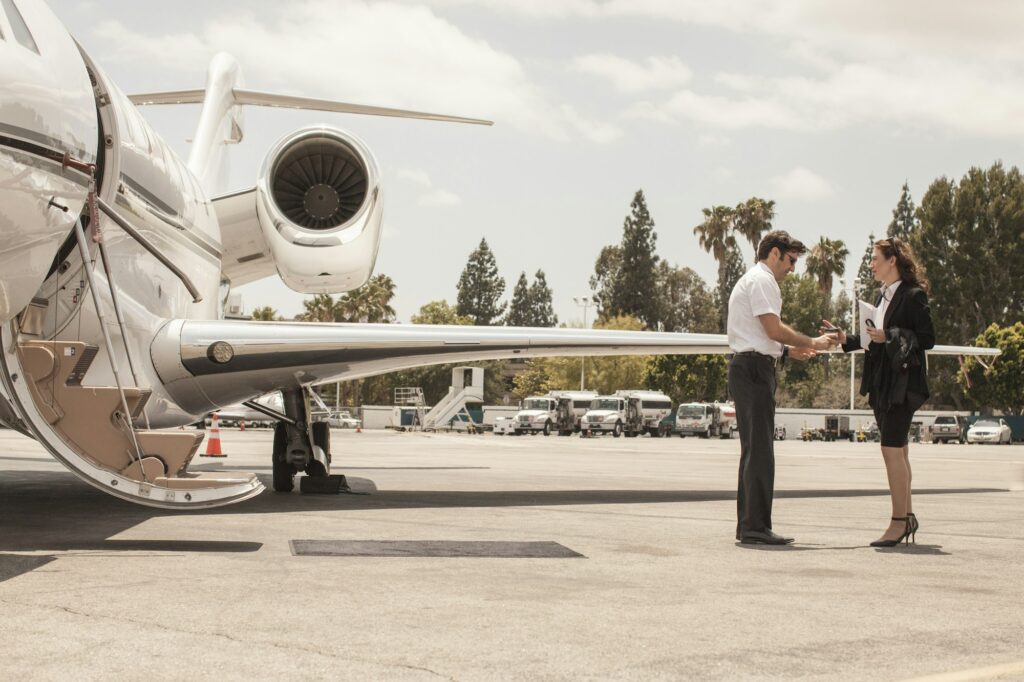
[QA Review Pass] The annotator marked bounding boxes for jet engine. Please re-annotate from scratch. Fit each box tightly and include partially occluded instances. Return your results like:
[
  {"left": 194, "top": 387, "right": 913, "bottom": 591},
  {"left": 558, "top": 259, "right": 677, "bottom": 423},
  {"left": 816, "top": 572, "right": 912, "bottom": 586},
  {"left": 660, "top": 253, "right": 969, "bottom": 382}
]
[{"left": 253, "top": 126, "right": 383, "bottom": 293}]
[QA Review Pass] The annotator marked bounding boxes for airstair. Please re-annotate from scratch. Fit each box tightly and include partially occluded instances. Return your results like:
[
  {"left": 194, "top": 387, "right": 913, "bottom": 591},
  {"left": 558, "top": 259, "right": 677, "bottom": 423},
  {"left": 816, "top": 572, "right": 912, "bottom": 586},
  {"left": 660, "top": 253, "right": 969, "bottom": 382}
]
[{"left": 421, "top": 367, "right": 484, "bottom": 432}]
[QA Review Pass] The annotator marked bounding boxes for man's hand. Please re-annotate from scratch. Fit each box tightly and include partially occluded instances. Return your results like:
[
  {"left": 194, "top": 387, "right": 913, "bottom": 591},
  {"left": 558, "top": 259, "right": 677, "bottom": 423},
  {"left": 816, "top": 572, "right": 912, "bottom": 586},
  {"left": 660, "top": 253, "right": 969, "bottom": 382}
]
[
  {"left": 819, "top": 319, "right": 846, "bottom": 345},
  {"left": 789, "top": 347, "right": 817, "bottom": 361},
  {"left": 810, "top": 334, "right": 837, "bottom": 351}
]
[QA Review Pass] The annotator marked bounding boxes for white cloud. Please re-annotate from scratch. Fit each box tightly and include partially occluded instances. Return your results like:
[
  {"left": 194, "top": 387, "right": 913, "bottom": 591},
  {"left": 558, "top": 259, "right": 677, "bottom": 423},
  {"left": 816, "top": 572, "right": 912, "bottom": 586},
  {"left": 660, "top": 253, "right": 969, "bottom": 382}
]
[
  {"left": 418, "top": 189, "right": 462, "bottom": 207},
  {"left": 570, "top": 54, "right": 692, "bottom": 93},
  {"left": 397, "top": 168, "right": 462, "bottom": 207},
  {"left": 697, "top": 134, "right": 732, "bottom": 147},
  {"left": 91, "top": 1, "right": 609, "bottom": 143},
  {"left": 559, "top": 105, "right": 622, "bottom": 144},
  {"left": 397, "top": 169, "right": 432, "bottom": 187},
  {"left": 420, "top": 0, "right": 1024, "bottom": 138},
  {"left": 769, "top": 167, "right": 835, "bottom": 202},
  {"left": 713, "top": 166, "right": 734, "bottom": 181}
]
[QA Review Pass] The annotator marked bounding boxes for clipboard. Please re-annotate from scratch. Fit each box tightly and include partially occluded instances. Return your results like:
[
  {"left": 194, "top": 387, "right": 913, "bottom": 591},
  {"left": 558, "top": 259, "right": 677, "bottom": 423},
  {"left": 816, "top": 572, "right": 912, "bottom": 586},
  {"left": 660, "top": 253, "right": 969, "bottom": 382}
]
[{"left": 858, "top": 300, "right": 877, "bottom": 350}]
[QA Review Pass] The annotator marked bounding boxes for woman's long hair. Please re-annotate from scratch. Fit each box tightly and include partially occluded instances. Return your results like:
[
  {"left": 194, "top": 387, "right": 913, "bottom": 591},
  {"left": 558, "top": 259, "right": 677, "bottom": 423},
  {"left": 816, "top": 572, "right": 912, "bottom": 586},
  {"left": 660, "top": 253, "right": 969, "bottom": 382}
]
[{"left": 875, "top": 237, "right": 929, "bottom": 293}]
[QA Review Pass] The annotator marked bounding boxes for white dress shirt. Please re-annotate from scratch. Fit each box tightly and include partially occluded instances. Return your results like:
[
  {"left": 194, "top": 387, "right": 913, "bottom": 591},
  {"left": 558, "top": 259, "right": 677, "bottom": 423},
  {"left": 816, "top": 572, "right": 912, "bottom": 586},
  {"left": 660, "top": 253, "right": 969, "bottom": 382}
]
[
  {"left": 876, "top": 280, "right": 902, "bottom": 329},
  {"left": 727, "top": 262, "right": 784, "bottom": 357}
]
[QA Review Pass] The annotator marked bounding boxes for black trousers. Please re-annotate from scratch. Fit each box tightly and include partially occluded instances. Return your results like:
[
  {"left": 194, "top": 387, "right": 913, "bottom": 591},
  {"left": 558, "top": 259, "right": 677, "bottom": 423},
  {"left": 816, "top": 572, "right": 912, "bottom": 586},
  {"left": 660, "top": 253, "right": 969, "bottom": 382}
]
[{"left": 729, "top": 354, "right": 777, "bottom": 536}]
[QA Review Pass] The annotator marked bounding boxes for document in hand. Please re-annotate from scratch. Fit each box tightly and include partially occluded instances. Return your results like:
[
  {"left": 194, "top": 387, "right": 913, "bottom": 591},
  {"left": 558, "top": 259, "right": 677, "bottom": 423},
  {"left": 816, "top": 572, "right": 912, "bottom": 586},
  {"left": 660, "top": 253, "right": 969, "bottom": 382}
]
[{"left": 858, "top": 300, "right": 877, "bottom": 350}]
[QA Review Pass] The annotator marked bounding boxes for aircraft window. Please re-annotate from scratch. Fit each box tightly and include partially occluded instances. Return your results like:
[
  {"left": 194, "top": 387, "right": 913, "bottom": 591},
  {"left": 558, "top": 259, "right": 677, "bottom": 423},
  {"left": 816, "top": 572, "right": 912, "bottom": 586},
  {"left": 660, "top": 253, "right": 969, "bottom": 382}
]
[{"left": 2, "top": 0, "right": 39, "bottom": 53}]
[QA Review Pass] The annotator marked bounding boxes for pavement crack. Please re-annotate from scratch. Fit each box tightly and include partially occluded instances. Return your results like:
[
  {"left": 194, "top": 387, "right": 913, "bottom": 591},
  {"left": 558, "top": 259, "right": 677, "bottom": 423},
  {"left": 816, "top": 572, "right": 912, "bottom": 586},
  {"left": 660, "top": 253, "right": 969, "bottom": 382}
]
[{"left": 393, "top": 663, "right": 455, "bottom": 680}]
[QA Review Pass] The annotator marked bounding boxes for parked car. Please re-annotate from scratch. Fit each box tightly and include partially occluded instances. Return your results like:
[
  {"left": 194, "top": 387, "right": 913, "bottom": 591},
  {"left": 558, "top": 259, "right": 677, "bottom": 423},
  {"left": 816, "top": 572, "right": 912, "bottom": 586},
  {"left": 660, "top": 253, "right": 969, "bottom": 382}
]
[
  {"left": 966, "top": 418, "right": 1013, "bottom": 444},
  {"left": 930, "top": 415, "right": 967, "bottom": 444},
  {"left": 326, "top": 410, "right": 362, "bottom": 429}
]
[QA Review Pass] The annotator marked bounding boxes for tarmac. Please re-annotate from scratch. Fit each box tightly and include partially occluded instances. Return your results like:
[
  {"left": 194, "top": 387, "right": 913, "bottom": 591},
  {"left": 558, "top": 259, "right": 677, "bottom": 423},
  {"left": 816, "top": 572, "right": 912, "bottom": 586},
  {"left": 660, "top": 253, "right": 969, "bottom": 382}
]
[{"left": 0, "top": 427, "right": 1022, "bottom": 681}]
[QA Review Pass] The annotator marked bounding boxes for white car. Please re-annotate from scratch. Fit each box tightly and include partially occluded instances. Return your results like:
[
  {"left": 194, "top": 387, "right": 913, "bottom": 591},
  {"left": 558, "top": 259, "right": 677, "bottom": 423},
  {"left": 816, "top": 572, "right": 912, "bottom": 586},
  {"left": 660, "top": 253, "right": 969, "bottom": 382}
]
[
  {"left": 327, "top": 411, "right": 362, "bottom": 429},
  {"left": 966, "top": 418, "right": 1012, "bottom": 444}
]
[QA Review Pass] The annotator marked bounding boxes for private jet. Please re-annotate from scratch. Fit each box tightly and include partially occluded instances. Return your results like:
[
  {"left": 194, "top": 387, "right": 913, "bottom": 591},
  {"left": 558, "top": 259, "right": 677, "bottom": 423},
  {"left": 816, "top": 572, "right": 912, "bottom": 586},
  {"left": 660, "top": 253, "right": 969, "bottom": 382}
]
[{"left": 0, "top": 0, "right": 999, "bottom": 509}]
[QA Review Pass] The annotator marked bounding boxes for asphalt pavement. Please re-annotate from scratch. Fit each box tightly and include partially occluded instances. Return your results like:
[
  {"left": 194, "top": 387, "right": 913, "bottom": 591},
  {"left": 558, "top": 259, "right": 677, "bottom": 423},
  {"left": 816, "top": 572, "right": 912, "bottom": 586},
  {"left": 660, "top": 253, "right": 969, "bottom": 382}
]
[{"left": 1, "top": 428, "right": 1022, "bottom": 680}]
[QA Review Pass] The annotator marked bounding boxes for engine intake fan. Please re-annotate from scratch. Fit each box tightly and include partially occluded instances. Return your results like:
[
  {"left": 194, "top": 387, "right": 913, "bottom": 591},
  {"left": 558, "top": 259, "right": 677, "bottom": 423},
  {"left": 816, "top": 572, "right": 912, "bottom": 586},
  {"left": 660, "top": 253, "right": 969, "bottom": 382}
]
[{"left": 271, "top": 137, "right": 368, "bottom": 230}]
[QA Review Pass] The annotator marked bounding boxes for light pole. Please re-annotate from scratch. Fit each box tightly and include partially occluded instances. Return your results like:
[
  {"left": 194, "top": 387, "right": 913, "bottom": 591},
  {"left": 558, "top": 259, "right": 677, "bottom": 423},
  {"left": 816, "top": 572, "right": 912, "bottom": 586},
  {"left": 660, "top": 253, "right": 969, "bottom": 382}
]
[
  {"left": 845, "top": 278, "right": 867, "bottom": 410},
  {"left": 573, "top": 296, "right": 592, "bottom": 390}
]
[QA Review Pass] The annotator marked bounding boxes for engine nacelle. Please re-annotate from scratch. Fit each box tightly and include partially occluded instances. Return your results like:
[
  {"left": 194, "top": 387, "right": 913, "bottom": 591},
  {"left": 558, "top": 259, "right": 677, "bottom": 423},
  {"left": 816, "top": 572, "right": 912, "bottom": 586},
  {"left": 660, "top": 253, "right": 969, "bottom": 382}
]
[{"left": 255, "top": 126, "right": 382, "bottom": 293}]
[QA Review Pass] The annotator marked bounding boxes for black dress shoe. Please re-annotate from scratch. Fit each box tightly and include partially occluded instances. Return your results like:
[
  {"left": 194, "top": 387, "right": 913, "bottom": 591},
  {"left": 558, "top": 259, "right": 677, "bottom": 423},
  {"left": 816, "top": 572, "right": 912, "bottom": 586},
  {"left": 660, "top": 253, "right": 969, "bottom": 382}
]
[{"left": 740, "top": 529, "right": 794, "bottom": 545}]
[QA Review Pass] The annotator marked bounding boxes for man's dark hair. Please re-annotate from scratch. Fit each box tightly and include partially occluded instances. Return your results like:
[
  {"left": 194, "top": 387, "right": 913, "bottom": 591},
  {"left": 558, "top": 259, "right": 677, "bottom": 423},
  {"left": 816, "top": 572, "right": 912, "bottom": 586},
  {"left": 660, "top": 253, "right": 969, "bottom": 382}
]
[{"left": 756, "top": 230, "right": 807, "bottom": 262}]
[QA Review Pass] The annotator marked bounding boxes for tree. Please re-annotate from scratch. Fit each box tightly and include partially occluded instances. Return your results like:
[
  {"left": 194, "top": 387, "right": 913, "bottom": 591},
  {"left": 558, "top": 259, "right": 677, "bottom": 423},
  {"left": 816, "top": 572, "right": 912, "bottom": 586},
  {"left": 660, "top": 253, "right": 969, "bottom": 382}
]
[
  {"left": 456, "top": 238, "right": 506, "bottom": 325},
  {"left": 589, "top": 245, "right": 622, "bottom": 320},
  {"left": 522, "top": 315, "right": 650, "bottom": 394},
  {"left": 716, "top": 244, "right": 747, "bottom": 333},
  {"left": 777, "top": 273, "right": 832, "bottom": 388},
  {"left": 512, "top": 362, "right": 550, "bottom": 399},
  {"left": 505, "top": 272, "right": 532, "bottom": 326},
  {"left": 594, "top": 191, "right": 661, "bottom": 329},
  {"left": 887, "top": 182, "right": 917, "bottom": 240},
  {"left": 913, "top": 163, "right": 1024, "bottom": 346},
  {"left": 958, "top": 322, "right": 1024, "bottom": 415},
  {"left": 643, "top": 355, "right": 728, "bottom": 405},
  {"left": 411, "top": 300, "right": 474, "bottom": 325},
  {"left": 335, "top": 274, "right": 396, "bottom": 323},
  {"left": 804, "top": 237, "right": 849, "bottom": 296},
  {"left": 732, "top": 197, "right": 775, "bottom": 262},
  {"left": 656, "top": 262, "right": 719, "bottom": 333},
  {"left": 528, "top": 269, "right": 558, "bottom": 327},
  {"left": 693, "top": 205, "right": 738, "bottom": 332},
  {"left": 251, "top": 306, "right": 280, "bottom": 321},
  {"left": 855, "top": 232, "right": 876, "bottom": 301},
  {"left": 296, "top": 293, "right": 338, "bottom": 322}
]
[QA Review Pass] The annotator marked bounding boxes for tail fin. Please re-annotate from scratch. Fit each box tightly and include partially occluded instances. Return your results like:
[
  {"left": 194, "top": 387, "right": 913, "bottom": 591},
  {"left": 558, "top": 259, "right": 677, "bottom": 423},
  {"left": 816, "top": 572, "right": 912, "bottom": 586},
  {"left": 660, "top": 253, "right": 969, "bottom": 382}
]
[{"left": 128, "top": 53, "right": 493, "bottom": 195}]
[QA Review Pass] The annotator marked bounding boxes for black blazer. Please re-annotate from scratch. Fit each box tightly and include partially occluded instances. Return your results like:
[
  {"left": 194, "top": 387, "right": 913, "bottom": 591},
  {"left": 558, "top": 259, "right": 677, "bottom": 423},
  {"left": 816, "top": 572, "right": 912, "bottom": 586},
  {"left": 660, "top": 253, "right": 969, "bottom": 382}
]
[{"left": 842, "top": 283, "right": 935, "bottom": 410}]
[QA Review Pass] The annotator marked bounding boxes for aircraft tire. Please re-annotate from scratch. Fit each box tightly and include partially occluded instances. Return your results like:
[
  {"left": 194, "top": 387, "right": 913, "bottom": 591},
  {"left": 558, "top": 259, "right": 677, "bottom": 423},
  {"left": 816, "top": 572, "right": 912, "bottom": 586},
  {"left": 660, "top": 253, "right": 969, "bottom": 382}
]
[
  {"left": 272, "top": 422, "right": 295, "bottom": 493},
  {"left": 312, "top": 421, "right": 331, "bottom": 464}
]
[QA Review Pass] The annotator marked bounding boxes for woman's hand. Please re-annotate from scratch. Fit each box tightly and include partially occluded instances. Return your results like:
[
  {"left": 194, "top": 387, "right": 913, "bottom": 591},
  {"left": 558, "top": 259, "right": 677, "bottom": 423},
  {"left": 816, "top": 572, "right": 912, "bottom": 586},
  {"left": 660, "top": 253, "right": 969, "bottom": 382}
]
[
  {"left": 820, "top": 319, "right": 846, "bottom": 345},
  {"left": 866, "top": 325, "right": 886, "bottom": 343}
]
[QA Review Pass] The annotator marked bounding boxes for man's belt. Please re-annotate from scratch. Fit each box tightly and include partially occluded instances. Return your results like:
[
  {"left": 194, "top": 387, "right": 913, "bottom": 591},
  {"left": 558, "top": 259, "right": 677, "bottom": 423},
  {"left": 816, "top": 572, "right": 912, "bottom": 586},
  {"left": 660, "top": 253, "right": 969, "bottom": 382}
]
[{"left": 733, "top": 350, "right": 782, "bottom": 367}]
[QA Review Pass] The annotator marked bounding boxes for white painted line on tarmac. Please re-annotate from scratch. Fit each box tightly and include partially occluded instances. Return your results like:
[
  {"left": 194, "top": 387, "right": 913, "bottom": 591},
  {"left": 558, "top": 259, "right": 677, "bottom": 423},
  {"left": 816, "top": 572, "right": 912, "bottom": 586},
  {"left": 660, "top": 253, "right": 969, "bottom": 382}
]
[{"left": 899, "top": 659, "right": 1024, "bottom": 681}]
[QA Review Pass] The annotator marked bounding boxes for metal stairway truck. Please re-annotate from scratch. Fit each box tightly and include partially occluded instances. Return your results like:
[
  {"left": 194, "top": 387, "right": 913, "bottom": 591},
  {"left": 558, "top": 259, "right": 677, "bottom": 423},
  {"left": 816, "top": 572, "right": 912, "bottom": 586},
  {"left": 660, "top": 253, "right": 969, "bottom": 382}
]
[{"left": 422, "top": 367, "right": 484, "bottom": 431}]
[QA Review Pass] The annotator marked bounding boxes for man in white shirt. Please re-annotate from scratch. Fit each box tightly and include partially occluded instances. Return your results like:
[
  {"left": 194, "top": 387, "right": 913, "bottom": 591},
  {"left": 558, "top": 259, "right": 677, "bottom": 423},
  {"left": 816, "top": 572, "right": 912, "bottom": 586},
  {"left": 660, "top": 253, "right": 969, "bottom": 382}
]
[{"left": 728, "top": 230, "right": 835, "bottom": 545}]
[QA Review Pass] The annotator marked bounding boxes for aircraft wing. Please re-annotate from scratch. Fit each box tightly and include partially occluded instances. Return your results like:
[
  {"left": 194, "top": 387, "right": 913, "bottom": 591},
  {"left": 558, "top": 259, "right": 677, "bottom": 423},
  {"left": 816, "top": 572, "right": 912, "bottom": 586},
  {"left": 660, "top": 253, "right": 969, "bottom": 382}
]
[
  {"left": 150, "top": 320, "right": 1000, "bottom": 416},
  {"left": 151, "top": 320, "right": 728, "bottom": 413}
]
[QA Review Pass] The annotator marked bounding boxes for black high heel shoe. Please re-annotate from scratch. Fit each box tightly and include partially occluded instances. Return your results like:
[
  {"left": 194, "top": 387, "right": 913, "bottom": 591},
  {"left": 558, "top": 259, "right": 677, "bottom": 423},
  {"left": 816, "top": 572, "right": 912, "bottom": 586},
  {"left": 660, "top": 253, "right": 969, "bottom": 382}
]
[
  {"left": 907, "top": 513, "right": 919, "bottom": 544},
  {"left": 870, "top": 516, "right": 912, "bottom": 547}
]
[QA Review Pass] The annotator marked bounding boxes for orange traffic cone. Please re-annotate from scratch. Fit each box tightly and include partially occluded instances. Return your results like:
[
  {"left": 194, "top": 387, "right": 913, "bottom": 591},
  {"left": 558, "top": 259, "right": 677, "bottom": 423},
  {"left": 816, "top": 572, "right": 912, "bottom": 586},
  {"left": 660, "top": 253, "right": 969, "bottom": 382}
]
[
  {"left": 239, "top": 418, "right": 245, "bottom": 432},
  {"left": 355, "top": 423, "right": 362, "bottom": 433},
  {"left": 201, "top": 413, "right": 226, "bottom": 457}
]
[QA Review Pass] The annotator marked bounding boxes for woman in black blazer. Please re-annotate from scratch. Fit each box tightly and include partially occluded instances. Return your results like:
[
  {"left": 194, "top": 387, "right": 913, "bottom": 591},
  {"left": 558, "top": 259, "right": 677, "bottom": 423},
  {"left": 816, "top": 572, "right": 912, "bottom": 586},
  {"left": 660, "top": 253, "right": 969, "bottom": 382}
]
[{"left": 824, "top": 238, "right": 935, "bottom": 547}]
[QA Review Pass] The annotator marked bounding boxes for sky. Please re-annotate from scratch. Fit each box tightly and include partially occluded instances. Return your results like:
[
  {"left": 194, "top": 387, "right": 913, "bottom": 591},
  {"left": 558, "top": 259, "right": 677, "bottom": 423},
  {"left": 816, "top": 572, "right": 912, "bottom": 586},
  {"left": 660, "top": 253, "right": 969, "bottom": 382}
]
[{"left": 48, "top": 0, "right": 1024, "bottom": 325}]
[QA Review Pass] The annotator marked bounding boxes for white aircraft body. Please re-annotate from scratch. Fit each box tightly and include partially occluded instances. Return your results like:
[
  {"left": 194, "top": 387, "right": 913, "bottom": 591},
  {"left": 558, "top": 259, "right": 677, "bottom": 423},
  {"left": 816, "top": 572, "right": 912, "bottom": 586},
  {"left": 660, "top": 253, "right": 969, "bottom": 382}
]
[{"left": 0, "top": 1, "right": 999, "bottom": 509}]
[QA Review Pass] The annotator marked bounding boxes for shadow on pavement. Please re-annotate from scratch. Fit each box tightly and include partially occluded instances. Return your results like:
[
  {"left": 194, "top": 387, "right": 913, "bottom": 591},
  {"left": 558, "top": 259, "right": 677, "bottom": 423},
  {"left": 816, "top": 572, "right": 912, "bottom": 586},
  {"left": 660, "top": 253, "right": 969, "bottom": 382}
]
[{"left": 0, "top": 554, "right": 56, "bottom": 584}]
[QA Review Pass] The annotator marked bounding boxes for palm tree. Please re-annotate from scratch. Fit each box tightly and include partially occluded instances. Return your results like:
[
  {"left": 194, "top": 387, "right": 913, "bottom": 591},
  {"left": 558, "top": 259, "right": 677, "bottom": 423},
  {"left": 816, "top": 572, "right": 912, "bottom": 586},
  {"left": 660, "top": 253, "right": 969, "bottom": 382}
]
[
  {"left": 732, "top": 197, "right": 775, "bottom": 261},
  {"left": 805, "top": 237, "right": 849, "bottom": 296},
  {"left": 297, "top": 293, "right": 337, "bottom": 322},
  {"left": 336, "top": 274, "right": 396, "bottom": 323},
  {"left": 251, "top": 306, "right": 280, "bottom": 321},
  {"left": 693, "top": 205, "right": 738, "bottom": 330}
]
